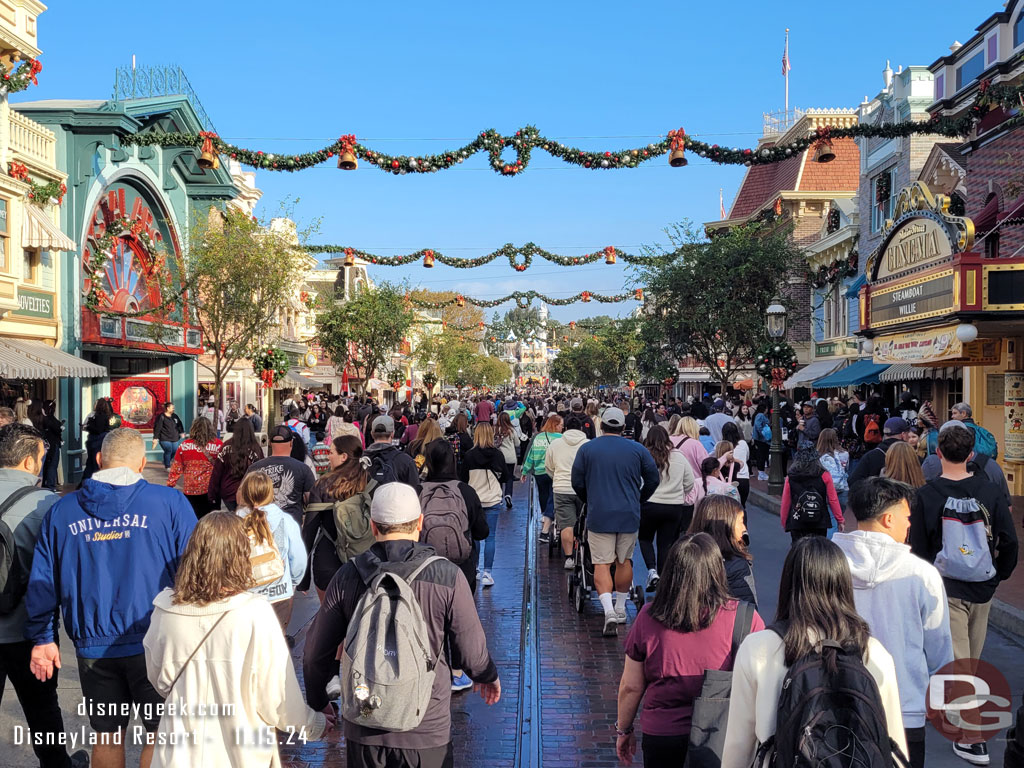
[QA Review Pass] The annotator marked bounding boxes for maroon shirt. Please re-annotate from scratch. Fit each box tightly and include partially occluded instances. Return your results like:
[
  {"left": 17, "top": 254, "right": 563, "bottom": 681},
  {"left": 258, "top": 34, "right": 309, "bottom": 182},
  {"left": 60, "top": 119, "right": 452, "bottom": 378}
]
[
  {"left": 474, "top": 399, "right": 494, "bottom": 423},
  {"left": 624, "top": 601, "right": 764, "bottom": 736}
]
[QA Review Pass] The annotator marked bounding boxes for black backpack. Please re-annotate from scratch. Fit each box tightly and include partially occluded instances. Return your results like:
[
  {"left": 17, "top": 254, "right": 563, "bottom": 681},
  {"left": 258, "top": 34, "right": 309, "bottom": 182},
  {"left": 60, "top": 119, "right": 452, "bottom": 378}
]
[
  {"left": 755, "top": 625, "right": 909, "bottom": 768},
  {"left": 367, "top": 451, "right": 400, "bottom": 491},
  {"left": 0, "top": 486, "right": 49, "bottom": 614},
  {"left": 786, "top": 475, "right": 828, "bottom": 532}
]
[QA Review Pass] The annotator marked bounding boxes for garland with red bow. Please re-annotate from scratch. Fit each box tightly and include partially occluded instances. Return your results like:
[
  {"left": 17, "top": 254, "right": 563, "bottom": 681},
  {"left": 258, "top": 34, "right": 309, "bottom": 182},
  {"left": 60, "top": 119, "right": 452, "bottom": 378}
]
[
  {"left": 0, "top": 58, "right": 41, "bottom": 93},
  {"left": 253, "top": 347, "right": 291, "bottom": 387}
]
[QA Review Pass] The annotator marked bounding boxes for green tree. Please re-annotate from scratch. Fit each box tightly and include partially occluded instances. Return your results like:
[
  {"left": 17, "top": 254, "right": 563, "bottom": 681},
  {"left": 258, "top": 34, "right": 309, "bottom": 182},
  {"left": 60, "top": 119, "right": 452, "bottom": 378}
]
[
  {"left": 633, "top": 221, "right": 803, "bottom": 390},
  {"left": 148, "top": 206, "right": 307, "bottom": 406},
  {"left": 315, "top": 282, "right": 414, "bottom": 394}
]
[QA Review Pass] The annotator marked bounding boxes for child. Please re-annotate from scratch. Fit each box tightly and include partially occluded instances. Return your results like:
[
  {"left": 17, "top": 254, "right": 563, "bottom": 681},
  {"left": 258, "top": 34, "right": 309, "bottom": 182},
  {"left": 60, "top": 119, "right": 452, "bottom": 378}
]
[
  {"left": 698, "top": 426, "right": 717, "bottom": 454},
  {"left": 779, "top": 448, "right": 845, "bottom": 543},
  {"left": 311, "top": 431, "right": 331, "bottom": 476},
  {"left": 700, "top": 455, "right": 741, "bottom": 503}
]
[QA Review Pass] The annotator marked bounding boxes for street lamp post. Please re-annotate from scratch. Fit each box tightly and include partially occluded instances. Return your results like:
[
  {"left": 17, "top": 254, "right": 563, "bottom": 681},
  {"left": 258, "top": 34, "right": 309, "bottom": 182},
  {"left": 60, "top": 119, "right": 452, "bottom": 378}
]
[
  {"left": 626, "top": 355, "right": 638, "bottom": 412},
  {"left": 766, "top": 297, "right": 788, "bottom": 496}
]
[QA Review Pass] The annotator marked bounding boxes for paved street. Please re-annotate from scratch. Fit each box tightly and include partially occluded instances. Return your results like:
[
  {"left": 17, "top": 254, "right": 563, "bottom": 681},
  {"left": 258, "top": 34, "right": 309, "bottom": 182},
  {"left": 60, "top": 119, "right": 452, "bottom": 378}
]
[{"left": 1, "top": 477, "right": 1021, "bottom": 767}]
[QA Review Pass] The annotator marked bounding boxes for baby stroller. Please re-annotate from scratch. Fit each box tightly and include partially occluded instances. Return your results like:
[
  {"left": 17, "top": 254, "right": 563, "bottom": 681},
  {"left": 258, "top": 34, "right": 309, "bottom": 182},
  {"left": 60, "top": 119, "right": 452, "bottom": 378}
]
[{"left": 566, "top": 504, "right": 644, "bottom": 615}]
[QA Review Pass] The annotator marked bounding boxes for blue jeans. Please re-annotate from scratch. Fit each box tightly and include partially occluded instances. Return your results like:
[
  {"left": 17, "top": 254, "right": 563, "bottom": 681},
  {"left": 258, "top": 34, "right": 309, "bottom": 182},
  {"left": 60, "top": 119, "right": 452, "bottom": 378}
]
[
  {"left": 159, "top": 439, "right": 181, "bottom": 468},
  {"left": 481, "top": 503, "right": 502, "bottom": 571},
  {"left": 828, "top": 489, "right": 849, "bottom": 539}
]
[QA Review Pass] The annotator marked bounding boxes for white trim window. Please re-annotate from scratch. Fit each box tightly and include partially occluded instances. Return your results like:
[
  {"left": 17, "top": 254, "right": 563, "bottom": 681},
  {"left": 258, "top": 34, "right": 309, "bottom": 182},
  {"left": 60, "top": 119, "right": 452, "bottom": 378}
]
[
  {"left": 823, "top": 281, "right": 848, "bottom": 340},
  {"left": 955, "top": 49, "right": 985, "bottom": 91},
  {"left": 872, "top": 167, "right": 897, "bottom": 233},
  {"left": 1016, "top": 12, "right": 1024, "bottom": 49}
]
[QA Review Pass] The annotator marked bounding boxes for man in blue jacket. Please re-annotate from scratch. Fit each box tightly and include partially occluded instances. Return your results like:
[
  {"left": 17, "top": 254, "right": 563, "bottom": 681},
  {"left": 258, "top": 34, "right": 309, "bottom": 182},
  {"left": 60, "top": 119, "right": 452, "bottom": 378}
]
[
  {"left": 25, "top": 428, "right": 196, "bottom": 768},
  {"left": 571, "top": 407, "right": 660, "bottom": 637}
]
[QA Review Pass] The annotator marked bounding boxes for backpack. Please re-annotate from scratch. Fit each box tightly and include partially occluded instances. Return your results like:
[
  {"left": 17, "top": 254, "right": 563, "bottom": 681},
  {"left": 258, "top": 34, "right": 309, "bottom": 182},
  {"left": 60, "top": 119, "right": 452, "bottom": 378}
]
[
  {"left": 786, "top": 475, "right": 828, "bottom": 532},
  {"left": 248, "top": 524, "right": 285, "bottom": 588},
  {"left": 341, "top": 555, "right": 445, "bottom": 732},
  {"left": 447, "top": 433, "right": 463, "bottom": 466},
  {"left": 306, "top": 482, "right": 377, "bottom": 564},
  {"left": 967, "top": 422, "right": 998, "bottom": 460},
  {"left": 0, "top": 486, "right": 48, "bottom": 614},
  {"left": 934, "top": 495, "right": 996, "bottom": 583},
  {"left": 419, "top": 480, "right": 472, "bottom": 564},
  {"left": 863, "top": 413, "right": 882, "bottom": 446},
  {"left": 754, "top": 625, "right": 909, "bottom": 768},
  {"left": 682, "top": 602, "right": 756, "bottom": 768},
  {"left": 367, "top": 451, "right": 400, "bottom": 489}
]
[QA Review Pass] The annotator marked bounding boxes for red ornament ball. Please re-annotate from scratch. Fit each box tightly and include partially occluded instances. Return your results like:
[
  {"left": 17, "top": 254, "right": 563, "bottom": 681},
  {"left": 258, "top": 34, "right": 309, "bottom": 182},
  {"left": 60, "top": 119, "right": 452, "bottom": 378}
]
[
  {"left": 391, "top": 160, "right": 399, "bottom": 169},
  {"left": 604, "top": 151, "right": 611, "bottom": 157}
]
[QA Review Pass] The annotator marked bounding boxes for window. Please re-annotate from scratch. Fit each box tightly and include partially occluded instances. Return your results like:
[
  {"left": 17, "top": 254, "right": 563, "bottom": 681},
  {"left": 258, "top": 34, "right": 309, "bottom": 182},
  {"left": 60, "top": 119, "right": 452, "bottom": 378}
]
[
  {"left": 935, "top": 72, "right": 945, "bottom": 101},
  {"left": 823, "top": 282, "right": 848, "bottom": 340},
  {"left": 872, "top": 167, "right": 897, "bottom": 233},
  {"left": 1016, "top": 13, "right": 1024, "bottom": 48},
  {"left": 21, "top": 249, "right": 37, "bottom": 283},
  {"left": 0, "top": 198, "right": 8, "bottom": 272},
  {"left": 956, "top": 50, "right": 985, "bottom": 91},
  {"left": 987, "top": 34, "right": 998, "bottom": 65}
]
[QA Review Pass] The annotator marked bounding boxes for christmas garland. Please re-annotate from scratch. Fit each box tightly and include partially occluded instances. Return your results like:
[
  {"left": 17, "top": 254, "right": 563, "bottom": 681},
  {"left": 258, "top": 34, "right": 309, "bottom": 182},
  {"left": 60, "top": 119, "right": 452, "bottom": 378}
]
[
  {"left": 118, "top": 83, "right": 1024, "bottom": 175},
  {"left": 83, "top": 218, "right": 166, "bottom": 311},
  {"left": 253, "top": 347, "right": 291, "bottom": 387},
  {"left": 807, "top": 249, "right": 859, "bottom": 289},
  {"left": 754, "top": 341, "right": 800, "bottom": 389},
  {"left": 409, "top": 288, "right": 643, "bottom": 309},
  {"left": 7, "top": 163, "right": 66, "bottom": 206},
  {"left": 0, "top": 58, "right": 41, "bottom": 93},
  {"left": 309, "top": 242, "right": 663, "bottom": 269}
]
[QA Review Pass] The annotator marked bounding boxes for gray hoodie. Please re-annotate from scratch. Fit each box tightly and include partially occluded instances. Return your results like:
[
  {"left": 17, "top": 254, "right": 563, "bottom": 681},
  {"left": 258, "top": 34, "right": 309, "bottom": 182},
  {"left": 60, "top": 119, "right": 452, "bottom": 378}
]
[
  {"left": 545, "top": 429, "right": 589, "bottom": 494},
  {"left": 833, "top": 530, "right": 954, "bottom": 728}
]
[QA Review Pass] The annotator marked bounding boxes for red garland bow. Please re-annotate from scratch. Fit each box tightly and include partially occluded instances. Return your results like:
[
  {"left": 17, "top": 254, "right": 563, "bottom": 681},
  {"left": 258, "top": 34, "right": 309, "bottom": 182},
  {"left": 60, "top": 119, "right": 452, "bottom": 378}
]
[
  {"left": 28, "top": 59, "right": 41, "bottom": 86},
  {"left": 8, "top": 161, "right": 28, "bottom": 180},
  {"left": 814, "top": 126, "right": 834, "bottom": 147},
  {"left": 338, "top": 134, "right": 357, "bottom": 154},
  {"left": 667, "top": 128, "right": 687, "bottom": 151},
  {"left": 198, "top": 131, "right": 218, "bottom": 157},
  {"left": 770, "top": 366, "right": 789, "bottom": 390},
  {"left": 603, "top": 245, "right": 615, "bottom": 259},
  {"left": 635, "top": 288, "right": 644, "bottom": 300}
]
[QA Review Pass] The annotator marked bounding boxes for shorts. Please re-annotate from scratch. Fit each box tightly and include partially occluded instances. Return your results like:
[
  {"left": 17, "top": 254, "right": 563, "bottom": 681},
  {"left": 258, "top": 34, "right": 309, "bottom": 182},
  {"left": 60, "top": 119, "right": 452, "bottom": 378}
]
[
  {"left": 553, "top": 493, "right": 583, "bottom": 530},
  {"left": 77, "top": 653, "right": 163, "bottom": 732},
  {"left": 589, "top": 531, "right": 638, "bottom": 565}
]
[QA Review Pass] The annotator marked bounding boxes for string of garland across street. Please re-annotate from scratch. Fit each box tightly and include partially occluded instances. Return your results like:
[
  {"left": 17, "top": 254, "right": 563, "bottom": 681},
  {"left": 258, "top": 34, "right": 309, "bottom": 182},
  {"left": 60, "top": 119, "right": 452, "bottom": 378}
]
[
  {"left": 309, "top": 243, "right": 666, "bottom": 270},
  {"left": 409, "top": 289, "right": 643, "bottom": 309},
  {"left": 118, "top": 82, "right": 1024, "bottom": 176}
]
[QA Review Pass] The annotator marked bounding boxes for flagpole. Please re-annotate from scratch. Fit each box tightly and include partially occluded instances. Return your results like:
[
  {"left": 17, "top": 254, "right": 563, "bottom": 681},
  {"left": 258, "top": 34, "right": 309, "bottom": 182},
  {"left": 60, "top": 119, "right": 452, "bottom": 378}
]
[{"left": 785, "top": 28, "right": 790, "bottom": 113}]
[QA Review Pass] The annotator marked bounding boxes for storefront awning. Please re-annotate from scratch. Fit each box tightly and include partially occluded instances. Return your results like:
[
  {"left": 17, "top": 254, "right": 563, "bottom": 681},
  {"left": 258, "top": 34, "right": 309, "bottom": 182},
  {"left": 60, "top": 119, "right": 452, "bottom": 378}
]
[
  {"left": 675, "top": 370, "right": 713, "bottom": 383},
  {"left": 0, "top": 342, "right": 55, "bottom": 379},
  {"left": 22, "top": 205, "right": 77, "bottom": 251},
  {"left": 782, "top": 359, "right": 844, "bottom": 390},
  {"left": 0, "top": 338, "right": 106, "bottom": 378},
  {"left": 813, "top": 359, "right": 891, "bottom": 388},
  {"left": 878, "top": 363, "right": 962, "bottom": 382},
  {"left": 282, "top": 369, "right": 322, "bottom": 389}
]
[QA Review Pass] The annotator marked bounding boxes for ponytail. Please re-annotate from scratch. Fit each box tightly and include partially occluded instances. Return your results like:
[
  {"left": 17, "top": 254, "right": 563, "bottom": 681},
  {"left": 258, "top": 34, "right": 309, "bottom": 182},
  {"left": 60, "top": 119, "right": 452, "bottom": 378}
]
[
  {"left": 236, "top": 472, "right": 276, "bottom": 545},
  {"left": 243, "top": 506, "right": 275, "bottom": 547},
  {"left": 700, "top": 455, "right": 720, "bottom": 496}
]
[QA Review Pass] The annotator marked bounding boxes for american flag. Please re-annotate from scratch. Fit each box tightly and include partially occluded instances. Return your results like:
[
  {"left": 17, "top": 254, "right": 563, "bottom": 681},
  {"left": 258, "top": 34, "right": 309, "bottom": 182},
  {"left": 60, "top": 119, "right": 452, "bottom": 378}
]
[{"left": 782, "top": 31, "right": 791, "bottom": 76}]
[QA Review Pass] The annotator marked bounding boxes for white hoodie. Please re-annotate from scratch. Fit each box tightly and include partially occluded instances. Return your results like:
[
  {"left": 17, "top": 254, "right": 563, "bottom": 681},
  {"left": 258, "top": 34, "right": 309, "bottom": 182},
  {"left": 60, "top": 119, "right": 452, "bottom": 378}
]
[
  {"left": 545, "top": 429, "right": 589, "bottom": 494},
  {"left": 832, "top": 530, "right": 954, "bottom": 728},
  {"left": 144, "top": 590, "right": 325, "bottom": 768}
]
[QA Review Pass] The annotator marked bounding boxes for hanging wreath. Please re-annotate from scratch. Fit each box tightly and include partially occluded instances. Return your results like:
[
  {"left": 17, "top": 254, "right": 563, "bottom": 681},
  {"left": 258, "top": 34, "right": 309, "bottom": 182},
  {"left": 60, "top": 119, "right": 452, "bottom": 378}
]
[
  {"left": 252, "top": 347, "right": 290, "bottom": 387},
  {"left": 875, "top": 172, "right": 892, "bottom": 204},
  {"left": 754, "top": 341, "right": 799, "bottom": 389}
]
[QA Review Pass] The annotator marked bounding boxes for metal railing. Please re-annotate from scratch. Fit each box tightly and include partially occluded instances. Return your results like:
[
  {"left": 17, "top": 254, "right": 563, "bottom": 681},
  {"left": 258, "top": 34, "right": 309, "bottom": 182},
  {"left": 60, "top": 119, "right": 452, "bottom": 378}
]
[
  {"left": 111, "top": 64, "right": 217, "bottom": 133},
  {"left": 515, "top": 474, "right": 542, "bottom": 768},
  {"left": 763, "top": 108, "right": 805, "bottom": 137}
]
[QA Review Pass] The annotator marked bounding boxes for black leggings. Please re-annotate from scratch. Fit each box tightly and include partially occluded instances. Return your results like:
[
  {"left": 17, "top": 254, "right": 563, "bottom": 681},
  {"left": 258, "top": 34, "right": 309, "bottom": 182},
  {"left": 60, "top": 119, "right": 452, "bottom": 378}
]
[
  {"left": 638, "top": 502, "right": 685, "bottom": 574},
  {"left": 753, "top": 440, "right": 770, "bottom": 471},
  {"left": 642, "top": 734, "right": 689, "bottom": 767}
]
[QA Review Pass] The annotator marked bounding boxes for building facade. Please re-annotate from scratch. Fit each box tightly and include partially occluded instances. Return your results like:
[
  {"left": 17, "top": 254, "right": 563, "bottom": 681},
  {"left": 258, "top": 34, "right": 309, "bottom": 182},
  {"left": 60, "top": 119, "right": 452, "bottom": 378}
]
[{"left": 18, "top": 88, "right": 238, "bottom": 481}]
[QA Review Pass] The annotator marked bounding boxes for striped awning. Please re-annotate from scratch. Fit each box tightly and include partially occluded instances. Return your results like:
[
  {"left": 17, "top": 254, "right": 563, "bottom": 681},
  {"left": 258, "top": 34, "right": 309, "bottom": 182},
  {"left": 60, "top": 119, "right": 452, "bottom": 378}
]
[
  {"left": 22, "top": 205, "right": 76, "bottom": 251},
  {"left": 878, "top": 363, "right": 962, "bottom": 382},
  {"left": 0, "top": 338, "right": 105, "bottom": 378},
  {"left": 0, "top": 342, "right": 54, "bottom": 379}
]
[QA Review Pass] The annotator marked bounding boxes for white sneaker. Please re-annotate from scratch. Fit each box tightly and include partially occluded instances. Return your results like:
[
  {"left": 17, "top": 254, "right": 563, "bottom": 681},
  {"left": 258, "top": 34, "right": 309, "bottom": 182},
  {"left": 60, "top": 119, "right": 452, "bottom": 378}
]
[
  {"left": 325, "top": 674, "right": 342, "bottom": 699},
  {"left": 602, "top": 612, "right": 618, "bottom": 636},
  {"left": 481, "top": 571, "right": 494, "bottom": 587},
  {"left": 758, "top": 471, "right": 769, "bottom": 482},
  {"left": 616, "top": 608, "right": 628, "bottom": 624},
  {"left": 952, "top": 741, "right": 990, "bottom": 765},
  {"left": 645, "top": 568, "right": 659, "bottom": 592}
]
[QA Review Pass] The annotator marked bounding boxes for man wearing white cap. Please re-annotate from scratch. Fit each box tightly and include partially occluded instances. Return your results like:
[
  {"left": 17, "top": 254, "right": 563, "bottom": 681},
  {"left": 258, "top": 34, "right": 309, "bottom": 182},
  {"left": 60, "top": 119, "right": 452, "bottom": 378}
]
[{"left": 304, "top": 483, "right": 500, "bottom": 768}]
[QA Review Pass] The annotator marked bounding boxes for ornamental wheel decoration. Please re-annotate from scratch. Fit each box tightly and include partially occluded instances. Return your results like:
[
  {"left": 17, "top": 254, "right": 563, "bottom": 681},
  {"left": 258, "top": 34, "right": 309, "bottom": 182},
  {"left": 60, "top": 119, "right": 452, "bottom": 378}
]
[{"left": 85, "top": 236, "right": 161, "bottom": 313}]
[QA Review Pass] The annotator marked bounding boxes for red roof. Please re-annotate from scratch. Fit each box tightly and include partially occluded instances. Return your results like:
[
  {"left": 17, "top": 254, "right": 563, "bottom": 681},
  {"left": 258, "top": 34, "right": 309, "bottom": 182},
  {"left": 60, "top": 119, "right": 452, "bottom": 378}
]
[{"left": 728, "top": 137, "right": 859, "bottom": 220}]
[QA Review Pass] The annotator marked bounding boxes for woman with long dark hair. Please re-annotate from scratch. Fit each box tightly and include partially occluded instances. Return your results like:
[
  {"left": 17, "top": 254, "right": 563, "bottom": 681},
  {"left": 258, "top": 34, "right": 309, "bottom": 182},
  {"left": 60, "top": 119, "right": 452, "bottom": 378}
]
[
  {"left": 616, "top": 534, "right": 764, "bottom": 767},
  {"left": 445, "top": 412, "right": 473, "bottom": 477},
  {"left": 31, "top": 399, "right": 63, "bottom": 490},
  {"left": 779, "top": 449, "right": 845, "bottom": 542},
  {"left": 521, "top": 413, "right": 562, "bottom": 542},
  {"left": 208, "top": 417, "right": 264, "bottom": 511},
  {"left": 168, "top": 416, "right": 223, "bottom": 518},
  {"left": 82, "top": 397, "right": 119, "bottom": 481},
  {"left": 494, "top": 410, "right": 523, "bottom": 507},
  {"left": 721, "top": 537, "right": 907, "bottom": 767},
  {"left": 143, "top": 513, "right": 327, "bottom": 767},
  {"left": 639, "top": 425, "right": 694, "bottom": 592},
  {"left": 752, "top": 401, "right": 771, "bottom": 481},
  {"left": 688, "top": 494, "right": 756, "bottom": 608}
]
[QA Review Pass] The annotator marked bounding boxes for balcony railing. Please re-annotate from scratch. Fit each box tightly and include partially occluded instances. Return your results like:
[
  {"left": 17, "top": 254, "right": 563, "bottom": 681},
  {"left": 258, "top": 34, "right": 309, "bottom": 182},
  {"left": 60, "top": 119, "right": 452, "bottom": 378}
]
[
  {"left": 9, "top": 108, "right": 55, "bottom": 168},
  {"left": 763, "top": 109, "right": 805, "bottom": 137}
]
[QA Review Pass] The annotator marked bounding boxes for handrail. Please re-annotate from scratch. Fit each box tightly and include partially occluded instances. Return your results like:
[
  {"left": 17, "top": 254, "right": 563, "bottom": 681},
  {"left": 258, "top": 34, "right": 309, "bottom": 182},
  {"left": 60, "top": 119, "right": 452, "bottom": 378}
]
[{"left": 514, "top": 473, "right": 542, "bottom": 768}]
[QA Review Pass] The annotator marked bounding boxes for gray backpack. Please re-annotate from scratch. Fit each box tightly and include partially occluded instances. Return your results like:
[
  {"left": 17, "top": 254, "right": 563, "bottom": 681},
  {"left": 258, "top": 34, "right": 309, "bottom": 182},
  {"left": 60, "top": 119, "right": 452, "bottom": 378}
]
[
  {"left": 340, "top": 555, "right": 444, "bottom": 732},
  {"left": 419, "top": 481, "right": 472, "bottom": 564},
  {"left": 935, "top": 496, "right": 996, "bottom": 583}
]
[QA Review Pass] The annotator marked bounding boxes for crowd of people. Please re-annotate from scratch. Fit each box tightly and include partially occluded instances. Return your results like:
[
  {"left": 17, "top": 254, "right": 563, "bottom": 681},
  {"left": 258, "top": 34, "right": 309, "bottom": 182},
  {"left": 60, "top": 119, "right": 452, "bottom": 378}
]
[{"left": 0, "top": 384, "right": 1020, "bottom": 768}]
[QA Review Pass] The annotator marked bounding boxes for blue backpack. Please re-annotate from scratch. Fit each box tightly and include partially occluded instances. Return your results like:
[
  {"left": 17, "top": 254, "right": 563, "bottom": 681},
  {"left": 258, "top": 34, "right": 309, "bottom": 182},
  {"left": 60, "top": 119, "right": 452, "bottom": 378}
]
[{"left": 967, "top": 423, "right": 998, "bottom": 460}]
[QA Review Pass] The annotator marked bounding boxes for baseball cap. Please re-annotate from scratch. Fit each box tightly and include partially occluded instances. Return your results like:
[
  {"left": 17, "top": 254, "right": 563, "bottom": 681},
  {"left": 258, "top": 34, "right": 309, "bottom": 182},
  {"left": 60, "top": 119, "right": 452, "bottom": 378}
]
[
  {"left": 371, "top": 482, "right": 422, "bottom": 525},
  {"left": 883, "top": 416, "right": 911, "bottom": 435},
  {"left": 270, "top": 425, "right": 293, "bottom": 443},
  {"left": 601, "top": 406, "right": 625, "bottom": 428},
  {"left": 570, "top": 397, "right": 583, "bottom": 410},
  {"left": 372, "top": 414, "right": 395, "bottom": 434}
]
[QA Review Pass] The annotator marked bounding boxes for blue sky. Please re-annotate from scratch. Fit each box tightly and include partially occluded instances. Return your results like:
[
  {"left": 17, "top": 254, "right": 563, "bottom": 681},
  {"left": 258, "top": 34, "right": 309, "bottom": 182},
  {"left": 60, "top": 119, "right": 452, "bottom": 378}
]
[{"left": 26, "top": 1, "right": 987, "bottom": 322}]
